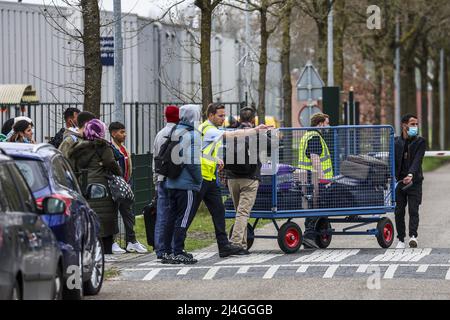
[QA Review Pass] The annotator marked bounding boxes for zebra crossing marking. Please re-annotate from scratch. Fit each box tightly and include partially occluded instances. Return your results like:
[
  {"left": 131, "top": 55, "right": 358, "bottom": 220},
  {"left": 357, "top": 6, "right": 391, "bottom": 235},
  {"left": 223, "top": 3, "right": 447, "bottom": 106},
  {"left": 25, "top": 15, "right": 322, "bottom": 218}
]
[
  {"left": 371, "top": 249, "right": 432, "bottom": 262},
  {"left": 143, "top": 268, "right": 161, "bottom": 281},
  {"left": 323, "top": 265, "right": 340, "bottom": 279},
  {"left": 263, "top": 266, "right": 280, "bottom": 279},
  {"left": 216, "top": 253, "right": 282, "bottom": 265},
  {"left": 292, "top": 249, "right": 360, "bottom": 263},
  {"left": 383, "top": 265, "right": 398, "bottom": 279},
  {"left": 203, "top": 267, "right": 221, "bottom": 280}
]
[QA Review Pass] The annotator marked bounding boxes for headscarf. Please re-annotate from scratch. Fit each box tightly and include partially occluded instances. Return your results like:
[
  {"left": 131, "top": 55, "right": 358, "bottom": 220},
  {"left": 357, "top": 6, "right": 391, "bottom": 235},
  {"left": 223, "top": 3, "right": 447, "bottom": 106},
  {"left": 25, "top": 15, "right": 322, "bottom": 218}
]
[{"left": 84, "top": 119, "right": 106, "bottom": 141}]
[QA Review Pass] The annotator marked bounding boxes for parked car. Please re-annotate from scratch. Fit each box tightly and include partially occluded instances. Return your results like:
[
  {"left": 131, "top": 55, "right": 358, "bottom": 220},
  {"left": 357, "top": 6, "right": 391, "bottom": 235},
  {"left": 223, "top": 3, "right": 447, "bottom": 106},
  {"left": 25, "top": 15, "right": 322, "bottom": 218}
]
[
  {"left": 0, "top": 152, "right": 65, "bottom": 300},
  {"left": 0, "top": 143, "right": 106, "bottom": 300}
]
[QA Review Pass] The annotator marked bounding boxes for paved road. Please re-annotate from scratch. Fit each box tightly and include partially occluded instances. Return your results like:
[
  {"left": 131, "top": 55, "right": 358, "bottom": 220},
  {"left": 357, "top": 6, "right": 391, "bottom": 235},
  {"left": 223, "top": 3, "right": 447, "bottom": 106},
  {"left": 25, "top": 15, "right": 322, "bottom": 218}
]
[{"left": 91, "top": 163, "right": 450, "bottom": 300}]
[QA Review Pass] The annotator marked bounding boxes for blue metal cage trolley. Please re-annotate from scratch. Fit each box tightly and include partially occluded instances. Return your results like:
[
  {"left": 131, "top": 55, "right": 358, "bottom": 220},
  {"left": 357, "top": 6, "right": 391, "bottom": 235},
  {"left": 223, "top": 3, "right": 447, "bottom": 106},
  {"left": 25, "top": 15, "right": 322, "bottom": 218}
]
[{"left": 222, "top": 125, "right": 397, "bottom": 253}]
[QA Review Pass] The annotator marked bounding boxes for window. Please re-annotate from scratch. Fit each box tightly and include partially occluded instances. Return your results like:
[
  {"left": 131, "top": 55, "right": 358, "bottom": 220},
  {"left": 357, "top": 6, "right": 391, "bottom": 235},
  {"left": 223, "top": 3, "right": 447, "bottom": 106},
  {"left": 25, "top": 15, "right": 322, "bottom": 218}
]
[
  {"left": 7, "top": 164, "right": 37, "bottom": 213},
  {"left": 0, "top": 165, "right": 23, "bottom": 212},
  {"left": 52, "top": 156, "right": 78, "bottom": 191},
  {"left": 60, "top": 158, "right": 81, "bottom": 194},
  {"left": 15, "top": 160, "right": 49, "bottom": 193}
]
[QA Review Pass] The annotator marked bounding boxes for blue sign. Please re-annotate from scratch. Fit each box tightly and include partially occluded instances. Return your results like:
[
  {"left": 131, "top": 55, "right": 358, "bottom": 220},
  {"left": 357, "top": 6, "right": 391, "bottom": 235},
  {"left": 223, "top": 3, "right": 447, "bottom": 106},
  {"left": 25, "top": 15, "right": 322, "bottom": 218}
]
[{"left": 101, "top": 36, "right": 114, "bottom": 66}]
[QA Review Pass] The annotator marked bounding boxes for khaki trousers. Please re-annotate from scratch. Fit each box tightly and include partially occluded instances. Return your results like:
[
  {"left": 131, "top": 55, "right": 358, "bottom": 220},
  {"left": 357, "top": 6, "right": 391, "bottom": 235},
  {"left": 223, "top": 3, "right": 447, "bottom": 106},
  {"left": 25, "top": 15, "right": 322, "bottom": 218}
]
[{"left": 227, "top": 179, "right": 259, "bottom": 249}]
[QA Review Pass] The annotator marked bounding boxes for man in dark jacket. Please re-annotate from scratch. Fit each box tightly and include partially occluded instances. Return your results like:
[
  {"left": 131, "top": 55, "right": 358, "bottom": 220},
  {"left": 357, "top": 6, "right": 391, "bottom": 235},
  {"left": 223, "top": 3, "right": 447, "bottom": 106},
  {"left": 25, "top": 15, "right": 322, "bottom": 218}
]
[
  {"left": 394, "top": 114, "right": 426, "bottom": 249},
  {"left": 49, "top": 107, "right": 80, "bottom": 148}
]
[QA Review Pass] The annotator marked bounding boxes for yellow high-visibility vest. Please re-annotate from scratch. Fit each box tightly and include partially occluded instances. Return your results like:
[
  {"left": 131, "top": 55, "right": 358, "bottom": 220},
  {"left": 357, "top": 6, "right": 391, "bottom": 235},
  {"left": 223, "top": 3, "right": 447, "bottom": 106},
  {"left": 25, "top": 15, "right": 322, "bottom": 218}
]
[
  {"left": 199, "top": 121, "right": 222, "bottom": 181},
  {"left": 298, "top": 131, "right": 334, "bottom": 179}
]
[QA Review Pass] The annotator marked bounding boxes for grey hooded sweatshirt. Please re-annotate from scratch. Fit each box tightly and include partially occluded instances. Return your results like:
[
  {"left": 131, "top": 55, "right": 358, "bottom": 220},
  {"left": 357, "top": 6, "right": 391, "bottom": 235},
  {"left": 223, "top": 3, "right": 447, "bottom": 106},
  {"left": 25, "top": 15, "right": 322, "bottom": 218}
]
[{"left": 166, "top": 105, "right": 203, "bottom": 192}]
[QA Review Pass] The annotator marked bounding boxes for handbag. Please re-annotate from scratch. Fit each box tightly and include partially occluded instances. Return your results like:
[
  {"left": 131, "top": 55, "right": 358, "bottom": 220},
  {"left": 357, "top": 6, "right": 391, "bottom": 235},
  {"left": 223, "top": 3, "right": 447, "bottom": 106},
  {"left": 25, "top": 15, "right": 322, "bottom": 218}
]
[{"left": 107, "top": 174, "right": 135, "bottom": 205}]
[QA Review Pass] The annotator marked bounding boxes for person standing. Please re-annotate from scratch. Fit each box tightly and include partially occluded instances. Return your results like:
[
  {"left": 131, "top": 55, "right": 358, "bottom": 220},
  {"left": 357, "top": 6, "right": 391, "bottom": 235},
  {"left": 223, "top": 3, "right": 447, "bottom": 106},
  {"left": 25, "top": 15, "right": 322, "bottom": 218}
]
[
  {"left": 49, "top": 107, "right": 80, "bottom": 148},
  {"left": 59, "top": 111, "right": 96, "bottom": 160},
  {"left": 191, "top": 103, "right": 269, "bottom": 258},
  {"left": 395, "top": 114, "right": 426, "bottom": 249},
  {"left": 8, "top": 120, "right": 35, "bottom": 144},
  {"left": 226, "top": 107, "right": 268, "bottom": 254},
  {"left": 162, "top": 105, "right": 203, "bottom": 264},
  {"left": 298, "top": 113, "right": 334, "bottom": 247},
  {"left": 109, "top": 122, "right": 148, "bottom": 254},
  {"left": 68, "top": 119, "right": 123, "bottom": 254},
  {"left": 152, "top": 105, "right": 179, "bottom": 259}
]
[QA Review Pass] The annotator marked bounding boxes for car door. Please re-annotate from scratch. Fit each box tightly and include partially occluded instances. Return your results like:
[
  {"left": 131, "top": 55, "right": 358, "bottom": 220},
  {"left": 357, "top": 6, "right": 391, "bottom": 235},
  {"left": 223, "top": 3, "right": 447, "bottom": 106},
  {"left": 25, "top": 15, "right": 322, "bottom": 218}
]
[
  {"left": 0, "top": 164, "right": 42, "bottom": 299},
  {"left": 0, "top": 188, "right": 15, "bottom": 300},
  {"left": 8, "top": 163, "right": 60, "bottom": 293}
]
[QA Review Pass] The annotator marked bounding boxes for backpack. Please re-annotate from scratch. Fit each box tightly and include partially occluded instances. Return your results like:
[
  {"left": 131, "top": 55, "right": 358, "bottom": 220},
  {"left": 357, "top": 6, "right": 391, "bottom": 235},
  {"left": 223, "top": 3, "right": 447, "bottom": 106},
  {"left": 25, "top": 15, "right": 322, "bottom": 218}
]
[
  {"left": 49, "top": 128, "right": 65, "bottom": 148},
  {"left": 154, "top": 125, "right": 193, "bottom": 179}
]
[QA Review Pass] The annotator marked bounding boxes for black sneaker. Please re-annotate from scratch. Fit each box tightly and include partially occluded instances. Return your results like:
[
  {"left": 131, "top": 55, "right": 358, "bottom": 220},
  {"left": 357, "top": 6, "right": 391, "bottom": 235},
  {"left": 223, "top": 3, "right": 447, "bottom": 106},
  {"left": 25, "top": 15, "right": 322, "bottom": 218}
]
[
  {"left": 235, "top": 248, "right": 250, "bottom": 255},
  {"left": 219, "top": 243, "right": 242, "bottom": 258},
  {"left": 181, "top": 251, "right": 194, "bottom": 259},
  {"left": 161, "top": 253, "right": 180, "bottom": 264},
  {"left": 174, "top": 252, "right": 198, "bottom": 264}
]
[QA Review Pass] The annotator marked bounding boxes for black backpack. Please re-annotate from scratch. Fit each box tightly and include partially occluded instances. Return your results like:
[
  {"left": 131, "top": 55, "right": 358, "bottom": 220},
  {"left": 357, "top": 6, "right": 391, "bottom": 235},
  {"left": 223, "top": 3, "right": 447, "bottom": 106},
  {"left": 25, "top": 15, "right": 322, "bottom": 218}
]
[
  {"left": 49, "top": 128, "right": 65, "bottom": 148},
  {"left": 154, "top": 125, "right": 193, "bottom": 179}
]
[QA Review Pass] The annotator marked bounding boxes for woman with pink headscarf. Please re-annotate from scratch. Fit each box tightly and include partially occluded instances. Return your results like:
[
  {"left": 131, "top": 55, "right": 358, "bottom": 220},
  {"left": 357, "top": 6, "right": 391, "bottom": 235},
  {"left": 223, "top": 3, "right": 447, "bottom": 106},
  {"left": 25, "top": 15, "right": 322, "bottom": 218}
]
[{"left": 68, "top": 119, "right": 122, "bottom": 254}]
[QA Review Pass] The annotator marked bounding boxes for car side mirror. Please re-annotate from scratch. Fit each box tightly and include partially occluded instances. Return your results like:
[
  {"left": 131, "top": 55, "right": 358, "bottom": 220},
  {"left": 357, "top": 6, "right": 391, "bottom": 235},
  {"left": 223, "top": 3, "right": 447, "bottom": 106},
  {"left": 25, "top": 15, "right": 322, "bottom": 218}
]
[
  {"left": 85, "top": 184, "right": 108, "bottom": 200},
  {"left": 43, "top": 197, "right": 66, "bottom": 215}
]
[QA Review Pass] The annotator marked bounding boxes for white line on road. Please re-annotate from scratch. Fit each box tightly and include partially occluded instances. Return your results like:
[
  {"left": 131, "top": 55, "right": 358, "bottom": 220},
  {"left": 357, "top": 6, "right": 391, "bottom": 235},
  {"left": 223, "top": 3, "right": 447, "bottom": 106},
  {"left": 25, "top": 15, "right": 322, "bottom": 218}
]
[
  {"left": 416, "top": 265, "right": 429, "bottom": 273},
  {"left": 177, "top": 267, "right": 191, "bottom": 275},
  {"left": 293, "top": 250, "right": 359, "bottom": 263},
  {"left": 216, "top": 254, "right": 282, "bottom": 265},
  {"left": 371, "top": 249, "right": 432, "bottom": 262},
  {"left": 263, "top": 266, "right": 280, "bottom": 279},
  {"left": 383, "top": 265, "right": 398, "bottom": 279},
  {"left": 323, "top": 265, "right": 340, "bottom": 279},
  {"left": 203, "top": 267, "right": 221, "bottom": 280},
  {"left": 446, "top": 268, "right": 450, "bottom": 280},
  {"left": 237, "top": 266, "right": 250, "bottom": 274},
  {"left": 356, "top": 265, "right": 369, "bottom": 273},
  {"left": 143, "top": 269, "right": 161, "bottom": 281},
  {"left": 296, "top": 265, "right": 309, "bottom": 273}
]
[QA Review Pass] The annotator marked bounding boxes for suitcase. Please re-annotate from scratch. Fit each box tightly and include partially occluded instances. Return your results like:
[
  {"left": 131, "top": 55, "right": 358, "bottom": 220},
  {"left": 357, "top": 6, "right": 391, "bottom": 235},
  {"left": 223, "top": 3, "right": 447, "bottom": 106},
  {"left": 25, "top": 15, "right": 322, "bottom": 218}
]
[{"left": 142, "top": 197, "right": 157, "bottom": 247}]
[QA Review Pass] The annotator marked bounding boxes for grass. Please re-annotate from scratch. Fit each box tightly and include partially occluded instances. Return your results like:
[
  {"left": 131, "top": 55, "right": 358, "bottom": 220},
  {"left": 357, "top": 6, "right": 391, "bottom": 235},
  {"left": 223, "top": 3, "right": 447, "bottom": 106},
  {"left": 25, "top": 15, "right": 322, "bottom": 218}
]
[
  {"left": 422, "top": 157, "right": 450, "bottom": 172},
  {"left": 131, "top": 204, "right": 269, "bottom": 253},
  {"left": 104, "top": 267, "right": 120, "bottom": 280}
]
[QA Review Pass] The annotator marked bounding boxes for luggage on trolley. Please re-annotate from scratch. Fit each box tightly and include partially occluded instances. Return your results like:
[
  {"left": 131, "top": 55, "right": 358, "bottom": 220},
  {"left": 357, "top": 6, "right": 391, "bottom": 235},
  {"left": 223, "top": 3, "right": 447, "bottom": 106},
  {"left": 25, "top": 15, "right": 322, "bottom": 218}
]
[{"left": 222, "top": 125, "right": 396, "bottom": 254}]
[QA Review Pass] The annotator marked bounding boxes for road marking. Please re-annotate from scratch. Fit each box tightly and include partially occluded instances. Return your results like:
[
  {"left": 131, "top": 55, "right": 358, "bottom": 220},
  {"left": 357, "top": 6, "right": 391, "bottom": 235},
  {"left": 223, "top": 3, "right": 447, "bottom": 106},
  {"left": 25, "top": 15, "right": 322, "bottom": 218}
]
[
  {"left": 296, "top": 265, "right": 309, "bottom": 273},
  {"left": 383, "top": 265, "right": 398, "bottom": 279},
  {"left": 194, "top": 252, "right": 217, "bottom": 260},
  {"left": 356, "top": 265, "right": 369, "bottom": 273},
  {"left": 371, "top": 249, "right": 432, "bottom": 262},
  {"left": 293, "top": 250, "right": 359, "bottom": 263},
  {"left": 416, "top": 265, "right": 429, "bottom": 273},
  {"left": 263, "top": 266, "right": 280, "bottom": 279},
  {"left": 177, "top": 267, "right": 191, "bottom": 275},
  {"left": 203, "top": 267, "right": 221, "bottom": 280},
  {"left": 237, "top": 266, "right": 250, "bottom": 274},
  {"left": 446, "top": 268, "right": 450, "bottom": 280},
  {"left": 143, "top": 268, "right": 161, "bottom": 281},
  {"left": 323, "top": 265, "right": 340, "bottom": 279},
  {"left": 216, "top": 253, "right": 281, "bottom": 265}
]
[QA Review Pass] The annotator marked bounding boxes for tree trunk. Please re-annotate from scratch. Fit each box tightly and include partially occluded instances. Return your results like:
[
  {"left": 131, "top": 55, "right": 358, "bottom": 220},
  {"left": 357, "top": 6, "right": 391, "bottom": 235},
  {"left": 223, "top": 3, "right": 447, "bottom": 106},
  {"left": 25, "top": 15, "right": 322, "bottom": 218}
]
[
  {"left": 374, "top": 60, "right": 383, "bottom": 124},
  {"left": 400, "top": 56, "right": 417, "bottom": 117},
  {"left": 432, "top": 52, "right": 441, "bottom": 150},
  {"left": 199, "top": 5, "right": 213, "bottom": 118},
  {"left": 316, "top": 21, "right": 328, "bottom": 83},
  {"left": 280, "top": 0, "right": 293, "bottom": 128},
  {"left": 446, "top": 54, "right": 450, "bottom": 149},
  {"left": 333, "top": 0, "right": 346, "bottom": 90},
  {"left": 257, "top": 6, "right": 269, "bottom": 125},
  {"left": 419, "top": 38, "right": 429, "bottom": 147},
  {"left": 383, "top": 63, "right": 395, "bottom": 125},
  {"left": 81, "top": 0, "right": 102, "bottom": 117}
]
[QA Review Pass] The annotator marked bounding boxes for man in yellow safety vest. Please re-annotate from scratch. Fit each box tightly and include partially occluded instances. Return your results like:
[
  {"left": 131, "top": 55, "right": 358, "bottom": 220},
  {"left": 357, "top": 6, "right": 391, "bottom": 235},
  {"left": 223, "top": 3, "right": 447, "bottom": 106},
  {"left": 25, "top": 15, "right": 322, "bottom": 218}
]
[
  {"left": 188, "top": 103, "right": 270, "bottom": 258},
  {"left": 298, "top": 113, "right": 334, "bottom": 247}
]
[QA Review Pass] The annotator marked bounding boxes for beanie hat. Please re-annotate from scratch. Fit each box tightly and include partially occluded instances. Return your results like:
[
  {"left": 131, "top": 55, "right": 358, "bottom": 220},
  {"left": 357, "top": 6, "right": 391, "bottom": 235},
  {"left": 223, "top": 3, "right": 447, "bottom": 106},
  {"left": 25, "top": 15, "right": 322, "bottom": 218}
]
[
  {"left": 84, "top": 119, "right": 106, "bottom": 141},
  {"left": 165, "top": 105, "right": 179, "bottom": 123}
]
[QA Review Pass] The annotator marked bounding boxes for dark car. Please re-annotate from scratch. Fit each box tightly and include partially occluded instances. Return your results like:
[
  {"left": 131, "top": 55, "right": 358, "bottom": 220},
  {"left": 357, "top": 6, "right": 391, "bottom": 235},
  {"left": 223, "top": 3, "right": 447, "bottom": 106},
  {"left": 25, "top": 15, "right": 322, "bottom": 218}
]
[
  {"left": 0, "top": 153, "right": 65, "bottom": 300},
  {"left": 0, "top": 143, "right": 106, "bottom": 300}
]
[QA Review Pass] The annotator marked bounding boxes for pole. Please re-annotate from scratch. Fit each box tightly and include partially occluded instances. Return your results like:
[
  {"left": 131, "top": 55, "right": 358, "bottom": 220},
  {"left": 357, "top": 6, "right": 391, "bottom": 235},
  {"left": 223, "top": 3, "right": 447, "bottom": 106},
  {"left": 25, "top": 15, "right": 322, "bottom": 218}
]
[
  {"left": 244, "top": 0, "right": 251, "bottom": 106},
  {"left": 440, "top": 49, "right": 445, "bottom": 150},
  {"left": 114, "top": 0, "right": 124, "bottom": 123},
  {"left": 395, "top": 18, "right": 401, "bottom": 135},
  {"left": 327, "top": 0, "right": 334, "bottom": 87}
]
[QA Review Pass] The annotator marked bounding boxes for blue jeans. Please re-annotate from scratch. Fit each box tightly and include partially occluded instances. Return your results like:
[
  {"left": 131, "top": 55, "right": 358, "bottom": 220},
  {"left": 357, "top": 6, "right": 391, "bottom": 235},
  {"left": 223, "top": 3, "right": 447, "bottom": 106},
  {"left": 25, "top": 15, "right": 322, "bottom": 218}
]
[{"left": 155, "top": 180, "right": 171, "bottom": 256}]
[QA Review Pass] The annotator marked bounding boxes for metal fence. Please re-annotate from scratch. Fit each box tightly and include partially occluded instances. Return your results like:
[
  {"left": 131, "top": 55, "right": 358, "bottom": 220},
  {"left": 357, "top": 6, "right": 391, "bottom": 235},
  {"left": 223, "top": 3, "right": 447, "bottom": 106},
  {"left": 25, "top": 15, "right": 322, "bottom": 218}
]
[
  {"left": 0, "top": 102, "right": 242, "bottom": 154},
  {"left": 222, "top": 126, "right": 395, "bottom": 216}
]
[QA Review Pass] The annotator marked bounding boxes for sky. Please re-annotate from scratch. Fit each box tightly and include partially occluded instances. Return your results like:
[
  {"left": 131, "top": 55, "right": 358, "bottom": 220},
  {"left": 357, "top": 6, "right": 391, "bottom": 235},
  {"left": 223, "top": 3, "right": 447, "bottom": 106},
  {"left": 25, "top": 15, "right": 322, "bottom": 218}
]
[{"left": 0, "top": 0, "right": 191, "bottom": 19}]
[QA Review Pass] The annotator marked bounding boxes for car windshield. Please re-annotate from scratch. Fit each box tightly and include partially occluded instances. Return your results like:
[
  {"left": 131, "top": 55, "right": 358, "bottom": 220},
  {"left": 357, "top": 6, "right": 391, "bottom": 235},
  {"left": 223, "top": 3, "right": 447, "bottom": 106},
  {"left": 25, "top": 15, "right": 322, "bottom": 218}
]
[{"left": 15, "top": 159, "right": 49, "bottom": 193}]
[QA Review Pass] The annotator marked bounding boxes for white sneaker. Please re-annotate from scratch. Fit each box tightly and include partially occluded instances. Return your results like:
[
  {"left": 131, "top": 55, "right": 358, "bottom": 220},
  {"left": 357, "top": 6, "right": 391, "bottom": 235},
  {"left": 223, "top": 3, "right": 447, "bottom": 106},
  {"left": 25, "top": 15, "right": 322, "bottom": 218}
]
[
  {"left": 126, "top": 241, "right": 148, "bottom": 254},
  {"left": 396, "top": 241, "right": 406, "bottom": 249},
  {"left": 409, "top": 236, "right": 418, "bottom": 248},
  {"left": 112, "top": 242, "right": 126, "bottom": 254}
]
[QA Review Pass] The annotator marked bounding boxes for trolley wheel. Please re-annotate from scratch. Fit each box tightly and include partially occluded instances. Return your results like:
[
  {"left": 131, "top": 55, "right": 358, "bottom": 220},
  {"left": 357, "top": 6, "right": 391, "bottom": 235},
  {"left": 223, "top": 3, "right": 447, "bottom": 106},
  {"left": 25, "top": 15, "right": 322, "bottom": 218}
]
[
  {"left": 314, "top": 218, "right": 332, "bottom": 249},
  {"left": 229, "top": 223, "right": 255, "bottom": 251},
  {"left": 277, "top": 222, "right": 303, "bottom": 254},
  {"left": 376, "top": 218, "right": 395, "bottom": 248}
]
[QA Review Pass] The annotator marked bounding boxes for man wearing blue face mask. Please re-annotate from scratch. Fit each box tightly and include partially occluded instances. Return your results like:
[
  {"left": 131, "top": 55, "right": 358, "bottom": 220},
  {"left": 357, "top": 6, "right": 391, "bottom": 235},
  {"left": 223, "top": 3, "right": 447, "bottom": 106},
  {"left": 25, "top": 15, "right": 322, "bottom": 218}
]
[{"left": 394, "top": 114, "right": 426, "bottom": 249}]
